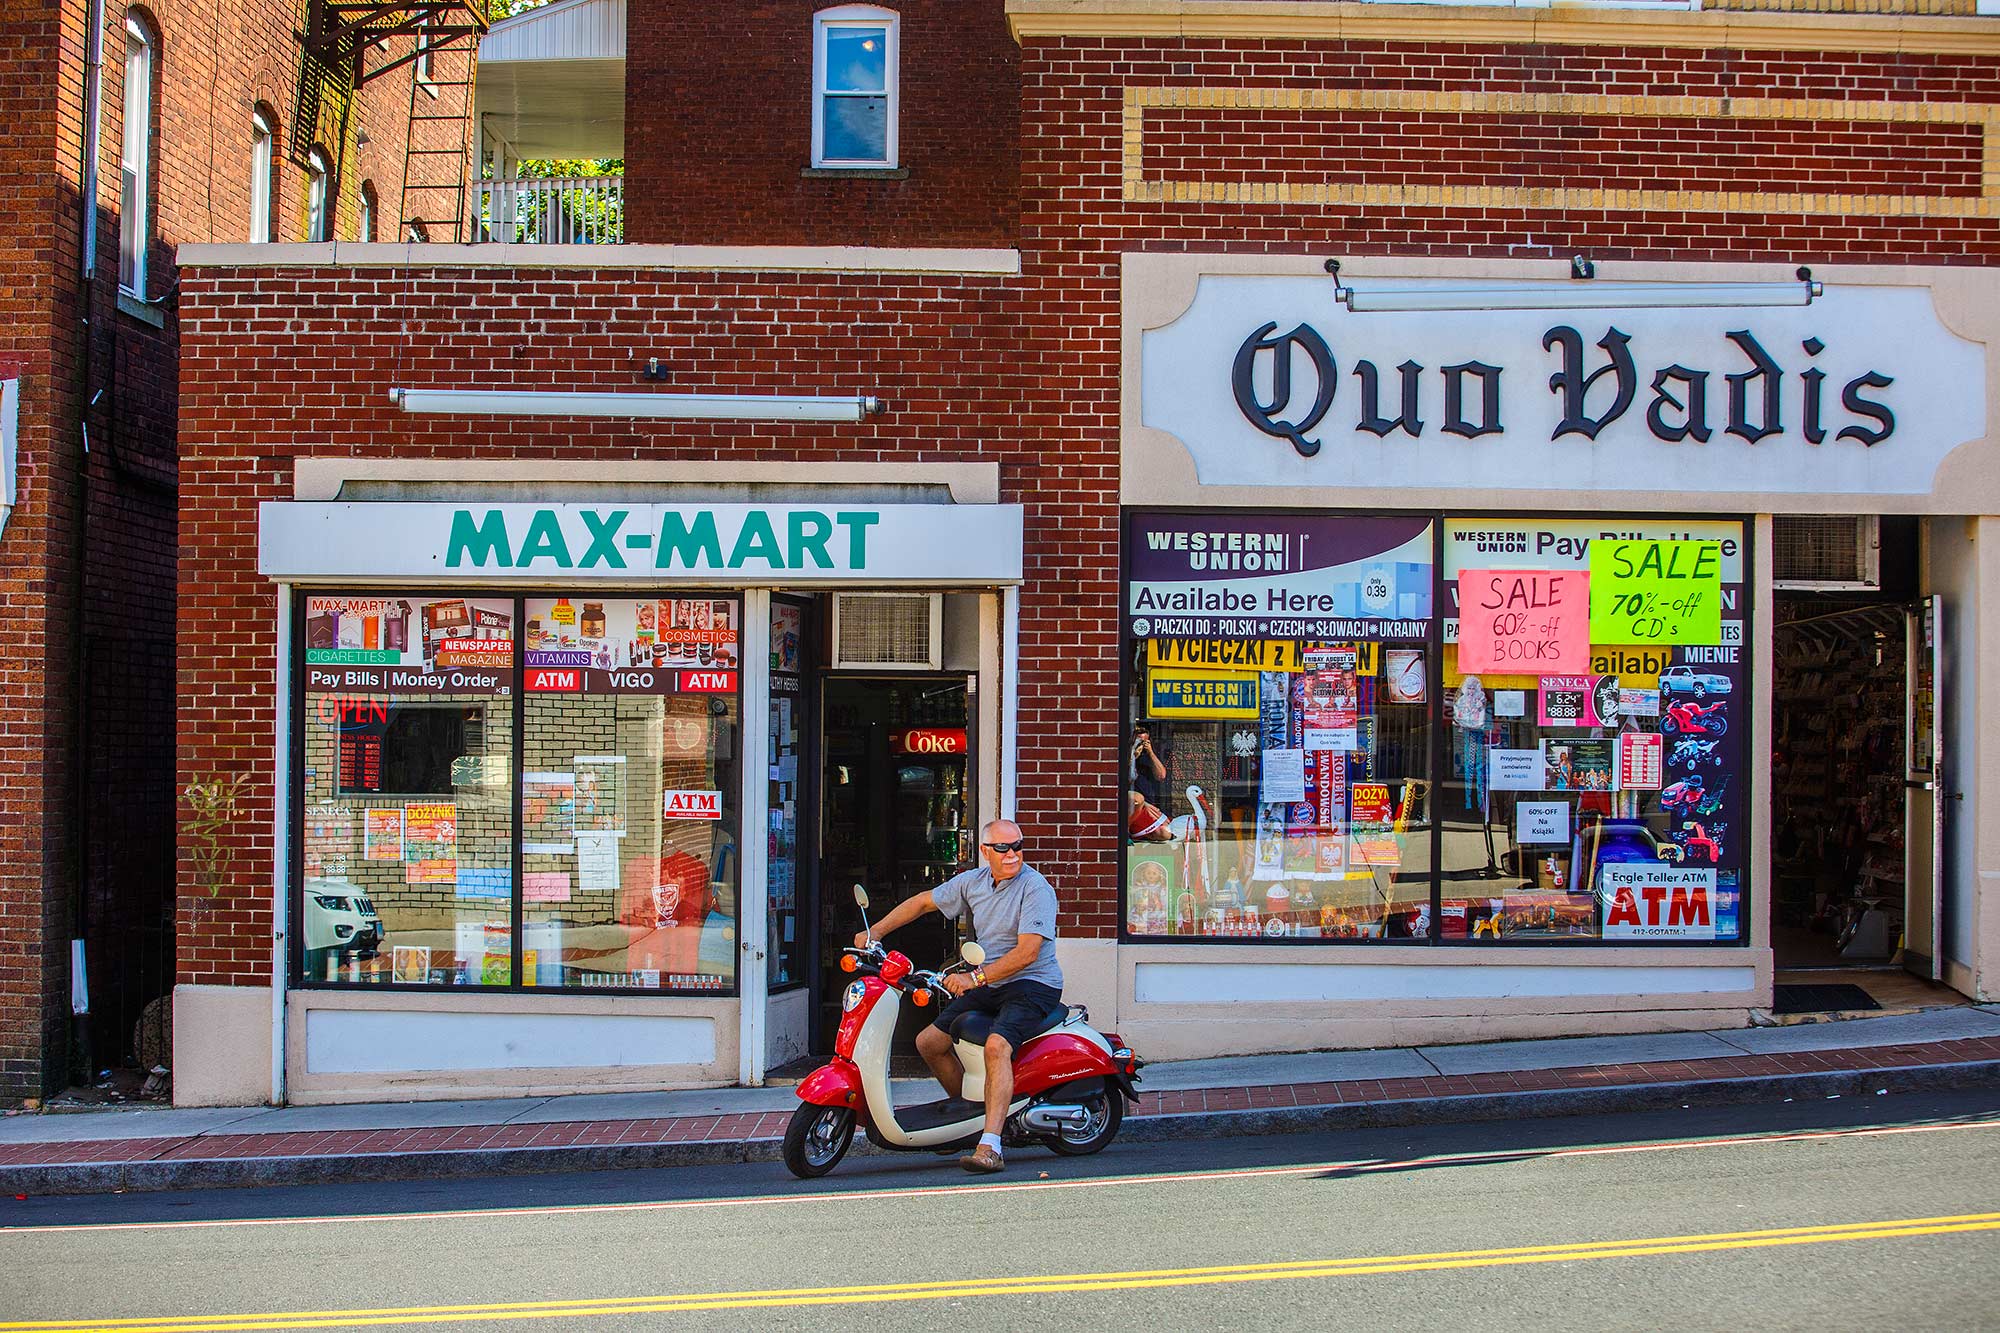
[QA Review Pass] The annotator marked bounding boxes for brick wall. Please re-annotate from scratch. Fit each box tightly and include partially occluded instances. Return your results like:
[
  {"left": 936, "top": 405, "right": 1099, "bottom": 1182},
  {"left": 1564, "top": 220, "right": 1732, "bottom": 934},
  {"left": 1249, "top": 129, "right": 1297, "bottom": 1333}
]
[
  {"left": 0, "top": 0, "right": 483, "bottom": 1099},
  {"left": 623, "top": 0, "right": 1018, "bottom": 247},
  {"left": 177, "top": 28, "right": 2000, "bottom": 997}
]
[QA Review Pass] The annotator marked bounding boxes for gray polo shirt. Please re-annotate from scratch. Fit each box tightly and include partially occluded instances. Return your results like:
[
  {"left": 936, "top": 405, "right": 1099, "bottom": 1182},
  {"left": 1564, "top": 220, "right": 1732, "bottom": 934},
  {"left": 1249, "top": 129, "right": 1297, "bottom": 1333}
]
[{"left": 932, "top": 863, "right": 1063, "bottom": 991}]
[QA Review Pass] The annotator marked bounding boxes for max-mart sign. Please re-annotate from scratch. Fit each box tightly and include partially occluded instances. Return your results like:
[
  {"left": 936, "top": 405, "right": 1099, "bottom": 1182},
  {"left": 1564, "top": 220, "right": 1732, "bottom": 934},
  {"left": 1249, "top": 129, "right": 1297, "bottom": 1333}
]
[
  {"left": 1140, "top": 276, "right": 1985, "bottom": 495},
  {"left": 259, "top": 503, "right": 1025, "bottom": 584}
]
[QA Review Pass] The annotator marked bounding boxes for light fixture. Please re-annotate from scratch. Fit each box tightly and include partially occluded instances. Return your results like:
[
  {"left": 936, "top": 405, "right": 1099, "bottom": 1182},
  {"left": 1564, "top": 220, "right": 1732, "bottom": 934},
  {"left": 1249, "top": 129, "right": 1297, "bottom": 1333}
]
[
  {"left": 1324, "top": 259, "right": 1822, "bottom": 313},
  {"left": 388, "top": 388, "right": 885, "bottom": 422}
]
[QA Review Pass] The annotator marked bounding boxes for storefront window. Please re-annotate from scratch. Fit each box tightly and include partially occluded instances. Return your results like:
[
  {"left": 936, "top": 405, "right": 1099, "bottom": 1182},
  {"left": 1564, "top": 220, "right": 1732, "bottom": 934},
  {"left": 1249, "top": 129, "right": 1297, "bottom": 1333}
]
[
  {"left": 297, "top": 592, "right": 742, "bottom": 992},
  {"left": 300, "top": 595, "right": 515, "bottom": 983},
  {"left": 1123, "top": 514, "right": 1436, "bottom": 940},
  {"left": 1441, "top": 520, "right": 1748, "bottom": 943},
  {"left": 521, "top": 596, "right": 742, "bottom": 993},
  {"left": 1121, "top": 512, "right": 1751, "bottom": 946}
]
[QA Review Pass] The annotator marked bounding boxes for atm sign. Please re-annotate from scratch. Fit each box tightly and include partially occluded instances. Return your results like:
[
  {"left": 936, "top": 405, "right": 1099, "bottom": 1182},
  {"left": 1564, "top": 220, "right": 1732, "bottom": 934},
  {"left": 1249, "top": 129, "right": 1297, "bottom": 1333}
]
[
  {"left": 527, "top": 668, "right": 581, "bottom": 692},
  {"left": 1600, "top": 866, "right": 1717, "bottom": 940},
  {"left": 663, "top": 789, "right": 723, "bottom": 821}
]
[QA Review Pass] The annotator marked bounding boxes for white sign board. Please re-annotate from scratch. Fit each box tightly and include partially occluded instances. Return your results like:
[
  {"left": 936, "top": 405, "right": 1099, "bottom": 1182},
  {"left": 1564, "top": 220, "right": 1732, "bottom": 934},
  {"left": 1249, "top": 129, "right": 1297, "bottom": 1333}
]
[
  {"left": 1515, "top": 801, "right": 1571, "bottom": 846},
  {"left": 1601, "top": 866, "right": 1719, "bottom": 940},
  {"left": 1488, "top": 748, "right": 1547, "bottom": 791},
  {"left": 260, "top": 502, "right": 1025, "bottom": 585},
  {"left": 1141, "top": 276, "right": 1983, "bottom": 496}
]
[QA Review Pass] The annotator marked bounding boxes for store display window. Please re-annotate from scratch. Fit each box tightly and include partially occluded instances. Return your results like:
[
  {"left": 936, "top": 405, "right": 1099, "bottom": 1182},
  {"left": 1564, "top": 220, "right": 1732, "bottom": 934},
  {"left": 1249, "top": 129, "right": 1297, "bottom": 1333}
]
[
  {"left": 300, "top": 594, "right": 516, "bottom": 984},
  {"left": 1120, "top": 512, "right": 1752, "bottom": 947},
  {"left": 1122, "top": 514, "right": 1437, "bottom": 940},
  {"left": 296, "top": 592, "right": 743, "bottom": 993},
  {"left": 1441, "top": 519, "right": 1749, "bottom": 944}
]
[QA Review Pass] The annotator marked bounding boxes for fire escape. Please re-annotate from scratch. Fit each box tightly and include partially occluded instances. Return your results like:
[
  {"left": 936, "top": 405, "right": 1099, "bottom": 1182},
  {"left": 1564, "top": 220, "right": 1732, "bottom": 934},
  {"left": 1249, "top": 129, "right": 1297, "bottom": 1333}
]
[{"left": 305, "top": 0, "right": 490, "bottom": 242}]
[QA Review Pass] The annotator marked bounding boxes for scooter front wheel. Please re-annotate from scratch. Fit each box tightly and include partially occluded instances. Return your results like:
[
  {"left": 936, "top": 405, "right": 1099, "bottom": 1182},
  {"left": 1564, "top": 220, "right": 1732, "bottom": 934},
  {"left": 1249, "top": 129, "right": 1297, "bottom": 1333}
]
[
  {"left": 783, "top": 1104, "right": 856, "bottom": 1178},
  {"left": 1045, "top": 1089, "right": 1123, "bottom": 1157}
]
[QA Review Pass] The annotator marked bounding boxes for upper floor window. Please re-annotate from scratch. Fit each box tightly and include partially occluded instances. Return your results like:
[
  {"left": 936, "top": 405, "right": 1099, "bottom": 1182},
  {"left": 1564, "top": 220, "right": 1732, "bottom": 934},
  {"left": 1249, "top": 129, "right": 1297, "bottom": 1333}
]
[
  {"left": 811, "top": 6, "right": 898, "bottom": 168},
  {"left": 306, "top": 147, "right": 332, "bottom": 242},
  {"left": 358, "top": 180, "right": 377, "bottom": 242},
  {"left": 118, "top": 14, "right": 154, "bottom": 297},
  {"left": 415, "top": 19, "right": 437, "bottom": 97},
  {"left": 249, "top": 110, "right": 275, "bottom": 242}
]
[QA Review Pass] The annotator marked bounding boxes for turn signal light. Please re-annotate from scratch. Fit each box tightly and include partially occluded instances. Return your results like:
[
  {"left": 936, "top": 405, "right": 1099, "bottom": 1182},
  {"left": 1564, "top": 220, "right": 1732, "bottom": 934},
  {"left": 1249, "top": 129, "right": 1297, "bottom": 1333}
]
[
  {"left": 840, "top": 954, "right": 859, "bottom": 973},
  {"left": 912, "top": 989, "right": 931, "bottom": 1007}
]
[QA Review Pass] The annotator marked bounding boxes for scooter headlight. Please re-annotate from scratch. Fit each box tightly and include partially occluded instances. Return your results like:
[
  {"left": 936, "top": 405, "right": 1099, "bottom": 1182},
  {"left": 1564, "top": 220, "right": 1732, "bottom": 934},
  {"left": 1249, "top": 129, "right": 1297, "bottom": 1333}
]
[{"left": 842, "top": 979, "right": 868, "bottom": 1013}]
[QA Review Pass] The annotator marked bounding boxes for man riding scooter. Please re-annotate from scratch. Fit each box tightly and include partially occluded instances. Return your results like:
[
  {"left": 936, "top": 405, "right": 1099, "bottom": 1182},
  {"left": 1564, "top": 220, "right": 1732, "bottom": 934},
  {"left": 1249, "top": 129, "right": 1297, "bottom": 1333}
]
[{"left": 853, "top": 818, "right": 1062, "bottom": 1174}]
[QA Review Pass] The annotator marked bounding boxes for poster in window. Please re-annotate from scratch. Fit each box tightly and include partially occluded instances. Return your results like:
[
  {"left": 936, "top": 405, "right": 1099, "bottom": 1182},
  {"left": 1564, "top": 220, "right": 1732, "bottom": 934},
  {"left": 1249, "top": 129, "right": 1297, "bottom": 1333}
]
[
  {"left": 402, "top": 802, "right": 457, "bottom": 882},
  {"left": 363, "top": 808, "right": 403, "bottom": 861},
  {"left": 522, "top": 772, "right": 576, "bottom": 854}
]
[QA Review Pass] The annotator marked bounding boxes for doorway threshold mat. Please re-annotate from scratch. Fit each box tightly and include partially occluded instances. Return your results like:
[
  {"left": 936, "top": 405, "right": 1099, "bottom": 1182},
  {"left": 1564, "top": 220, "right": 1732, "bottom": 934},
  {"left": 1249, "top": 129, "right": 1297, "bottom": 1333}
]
[{"left": 1773, "top": 983, "right": 1884, "bottom": 1015}]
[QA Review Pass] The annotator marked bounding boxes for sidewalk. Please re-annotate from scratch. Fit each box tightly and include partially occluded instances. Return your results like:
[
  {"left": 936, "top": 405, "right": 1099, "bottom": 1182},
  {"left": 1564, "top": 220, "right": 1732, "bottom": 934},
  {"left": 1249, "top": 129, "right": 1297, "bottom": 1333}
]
[{"left": 5, "top": 1005, "right": 1998, "bottom": 1196}]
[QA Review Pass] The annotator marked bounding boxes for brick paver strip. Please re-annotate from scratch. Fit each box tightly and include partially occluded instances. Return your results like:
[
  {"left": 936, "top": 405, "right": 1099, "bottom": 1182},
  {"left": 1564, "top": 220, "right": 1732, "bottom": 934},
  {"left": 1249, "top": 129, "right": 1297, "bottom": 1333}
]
[{"left": 3, "top": 1035, "right": 1996, "bottom": 1172}]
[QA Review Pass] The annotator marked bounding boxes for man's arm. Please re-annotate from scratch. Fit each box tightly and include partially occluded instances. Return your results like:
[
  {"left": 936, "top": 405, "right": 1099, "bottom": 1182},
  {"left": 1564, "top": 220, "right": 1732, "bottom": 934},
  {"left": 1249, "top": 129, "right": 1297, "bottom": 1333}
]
[
  {"left": 975, "top": 933, "right": 1045, "bottom": 986},
  {"left": 853, "top": 890, "right": 938, "bottom": 947}
]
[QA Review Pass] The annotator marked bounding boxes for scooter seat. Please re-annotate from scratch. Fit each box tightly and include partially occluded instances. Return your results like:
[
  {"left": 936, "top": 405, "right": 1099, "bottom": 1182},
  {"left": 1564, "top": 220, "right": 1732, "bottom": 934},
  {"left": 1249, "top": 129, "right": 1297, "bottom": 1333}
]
[{"left": 946, "top": 1001, "right": 1076, "bottom": 1047}]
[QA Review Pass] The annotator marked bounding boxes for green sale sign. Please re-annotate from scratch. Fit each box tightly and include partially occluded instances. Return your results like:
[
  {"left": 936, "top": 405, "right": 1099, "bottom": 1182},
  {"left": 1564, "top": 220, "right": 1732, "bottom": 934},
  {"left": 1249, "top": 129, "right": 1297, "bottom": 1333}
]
[{"left": 1588, "top": 540, "right": 1724, "bottom": 645}]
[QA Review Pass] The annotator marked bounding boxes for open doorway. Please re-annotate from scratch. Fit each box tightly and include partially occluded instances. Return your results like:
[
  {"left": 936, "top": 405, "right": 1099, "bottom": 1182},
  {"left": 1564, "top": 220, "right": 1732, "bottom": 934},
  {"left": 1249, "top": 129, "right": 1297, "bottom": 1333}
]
[
  {"left": 815, "top": 676, "right": 974, "bottom": 1060},
  {"left": 1771, "top": 601, "right": 1911, "bottom": 970}
]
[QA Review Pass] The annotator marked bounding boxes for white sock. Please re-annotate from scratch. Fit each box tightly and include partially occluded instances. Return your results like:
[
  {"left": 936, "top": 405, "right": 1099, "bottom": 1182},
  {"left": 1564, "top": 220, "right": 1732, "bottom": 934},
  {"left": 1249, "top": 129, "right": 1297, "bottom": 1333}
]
[{"left": 979, "top": 1132, "right": 1003, "bottom": 1154}]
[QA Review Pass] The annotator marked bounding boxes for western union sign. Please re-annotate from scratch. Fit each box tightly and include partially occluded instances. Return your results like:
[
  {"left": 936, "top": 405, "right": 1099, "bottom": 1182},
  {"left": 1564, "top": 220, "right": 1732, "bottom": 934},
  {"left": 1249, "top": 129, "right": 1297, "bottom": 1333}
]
[
  {"left": 1147, "top": 670, "right": 1259, "bottom": 719},
  {"left": 1147, "top": 640, "right": 1300, "bottom": 672}
]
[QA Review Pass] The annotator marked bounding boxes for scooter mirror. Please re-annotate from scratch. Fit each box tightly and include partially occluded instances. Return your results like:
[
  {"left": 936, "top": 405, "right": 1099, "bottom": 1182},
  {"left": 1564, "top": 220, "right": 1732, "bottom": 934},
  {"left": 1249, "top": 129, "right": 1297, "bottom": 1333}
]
[
  {"left": 853, "top": 885, "right": 870, "bottom": 910},
  {"left": 959, "top": 941, "right": 986, "bottom": 967}
]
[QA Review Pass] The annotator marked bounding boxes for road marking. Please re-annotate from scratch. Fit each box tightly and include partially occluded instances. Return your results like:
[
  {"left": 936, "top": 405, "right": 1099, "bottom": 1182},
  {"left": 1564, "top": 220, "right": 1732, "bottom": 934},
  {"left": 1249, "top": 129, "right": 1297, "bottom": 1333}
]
[
  {"left": 3, "top": 1212, "right": 1997, "bottom": 1330},
  {"left": 5, "top": 1114, "right": 1996, "bottom": 1238}
]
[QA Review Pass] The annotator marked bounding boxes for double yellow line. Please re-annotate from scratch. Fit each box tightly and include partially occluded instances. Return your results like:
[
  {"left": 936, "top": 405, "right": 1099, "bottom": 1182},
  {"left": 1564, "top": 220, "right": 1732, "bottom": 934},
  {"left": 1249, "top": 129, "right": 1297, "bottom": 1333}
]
[{"left": 7, "top": 1212, "right": 1998, "bottom": 1330}]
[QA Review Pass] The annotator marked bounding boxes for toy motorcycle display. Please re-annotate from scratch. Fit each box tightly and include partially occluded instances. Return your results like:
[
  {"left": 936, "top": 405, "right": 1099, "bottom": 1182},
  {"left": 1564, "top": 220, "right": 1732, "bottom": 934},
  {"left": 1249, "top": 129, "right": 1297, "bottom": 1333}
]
[
  {"left": 782, "top": 886, "right": 1144, "bottom": 1179},
  {"left": 1661, "top": 699, "right": 1729, "bottom": 737}
]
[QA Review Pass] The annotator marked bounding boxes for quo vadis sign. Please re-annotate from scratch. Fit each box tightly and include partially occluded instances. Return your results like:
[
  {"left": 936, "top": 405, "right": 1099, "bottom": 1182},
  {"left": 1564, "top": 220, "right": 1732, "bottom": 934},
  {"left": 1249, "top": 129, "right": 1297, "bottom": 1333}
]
[
  {"left": 1127, "top": 513, "right": 1433, "bottom": 641},
  {"left": 1139, "top": 275, "right": 1985, "bottom": 496},
  {"left": 259, "top": 503, "right": 1026, "bottom": 584}
]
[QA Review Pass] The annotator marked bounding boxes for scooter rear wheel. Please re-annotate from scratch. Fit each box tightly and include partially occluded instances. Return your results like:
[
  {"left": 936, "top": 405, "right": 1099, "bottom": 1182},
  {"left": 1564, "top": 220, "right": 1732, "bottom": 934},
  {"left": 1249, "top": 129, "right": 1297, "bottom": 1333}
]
[
  {"left": 1045, "top": 1090, "right": 1123, "bottom": 1157},
  {"left": 783, "top": 1104, "right": 856, "bottom": 1178}
]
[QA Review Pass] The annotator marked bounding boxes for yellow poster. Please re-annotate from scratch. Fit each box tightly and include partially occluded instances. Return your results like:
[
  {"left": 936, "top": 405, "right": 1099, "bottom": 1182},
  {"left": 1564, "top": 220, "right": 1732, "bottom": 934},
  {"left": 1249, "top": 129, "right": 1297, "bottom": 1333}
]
[{"left": 1147, "top": 639, "right": 1301, "bottom": 673}]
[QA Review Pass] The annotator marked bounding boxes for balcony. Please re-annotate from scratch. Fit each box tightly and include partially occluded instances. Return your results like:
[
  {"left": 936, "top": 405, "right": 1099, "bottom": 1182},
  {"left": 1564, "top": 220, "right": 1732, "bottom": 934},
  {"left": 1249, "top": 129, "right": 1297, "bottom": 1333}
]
[
  {"left": 474, "top": 0, "right": 624, "bottom": 242},
  {"left": 477, "top": 175, "right": 623, "bottom": 243}
]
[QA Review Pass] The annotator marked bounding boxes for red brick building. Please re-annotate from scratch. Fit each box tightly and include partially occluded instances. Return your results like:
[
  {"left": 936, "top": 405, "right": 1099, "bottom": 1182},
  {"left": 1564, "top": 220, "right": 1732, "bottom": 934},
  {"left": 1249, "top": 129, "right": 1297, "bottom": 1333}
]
[
  {"left": 0, "top": 0, "right": 485, "bottom": 1102},
  {"left": 172, "top": 1, "right": 2000, "bottom": 1106}
]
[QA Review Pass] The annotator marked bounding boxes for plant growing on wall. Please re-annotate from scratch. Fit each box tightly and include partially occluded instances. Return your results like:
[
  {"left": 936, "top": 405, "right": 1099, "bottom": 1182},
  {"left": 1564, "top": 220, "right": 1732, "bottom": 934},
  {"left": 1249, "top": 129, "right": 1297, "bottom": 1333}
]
[{"left": 183, "top": 772, "right": 252, "bottom": 906}]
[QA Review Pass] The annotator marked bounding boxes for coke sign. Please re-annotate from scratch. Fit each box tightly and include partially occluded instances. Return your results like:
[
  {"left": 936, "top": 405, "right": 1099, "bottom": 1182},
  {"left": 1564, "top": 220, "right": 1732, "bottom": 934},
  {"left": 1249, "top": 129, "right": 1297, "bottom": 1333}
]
[{"left": 891, "top": 729, "right": 967, "bottom": 756}]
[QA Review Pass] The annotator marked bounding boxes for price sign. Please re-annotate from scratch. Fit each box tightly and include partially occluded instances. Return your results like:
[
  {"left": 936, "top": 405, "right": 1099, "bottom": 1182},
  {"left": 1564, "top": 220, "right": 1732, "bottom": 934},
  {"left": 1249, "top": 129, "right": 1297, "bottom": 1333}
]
[
  {"left": 1589, "top": 540, "right": 1723, "bottom": 645},
  {"left": 1456, "top": 570, "right": 1590, "bottom": 675}
]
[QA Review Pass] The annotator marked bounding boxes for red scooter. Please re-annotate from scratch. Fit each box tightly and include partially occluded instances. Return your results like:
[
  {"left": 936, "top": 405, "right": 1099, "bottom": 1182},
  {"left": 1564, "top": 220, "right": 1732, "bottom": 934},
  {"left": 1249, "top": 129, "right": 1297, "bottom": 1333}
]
[{"left": 782, "top": 886, "right": 1144, "bottom": 1179}]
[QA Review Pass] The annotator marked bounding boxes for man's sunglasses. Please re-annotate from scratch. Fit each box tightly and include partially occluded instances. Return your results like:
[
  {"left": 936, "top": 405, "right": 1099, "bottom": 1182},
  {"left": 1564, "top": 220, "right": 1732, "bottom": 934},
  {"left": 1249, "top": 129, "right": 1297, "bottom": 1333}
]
[{"left": 982, "top": 840, "right": 1026, "bottom": 854}]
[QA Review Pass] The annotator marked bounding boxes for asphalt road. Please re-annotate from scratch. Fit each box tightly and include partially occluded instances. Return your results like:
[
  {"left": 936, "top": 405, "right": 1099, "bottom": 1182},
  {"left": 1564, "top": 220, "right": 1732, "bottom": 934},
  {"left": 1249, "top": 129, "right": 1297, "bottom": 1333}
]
[{"left": 4, "top": 1089, "right": 1999, "bottom": 1332}]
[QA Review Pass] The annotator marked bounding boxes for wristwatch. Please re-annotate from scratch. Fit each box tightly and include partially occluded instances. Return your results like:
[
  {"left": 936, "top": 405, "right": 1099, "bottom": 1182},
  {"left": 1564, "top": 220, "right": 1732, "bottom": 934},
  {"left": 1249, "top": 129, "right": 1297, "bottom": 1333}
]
[{"left": 972, "top": 969, "right": 988, "bottom": 987}]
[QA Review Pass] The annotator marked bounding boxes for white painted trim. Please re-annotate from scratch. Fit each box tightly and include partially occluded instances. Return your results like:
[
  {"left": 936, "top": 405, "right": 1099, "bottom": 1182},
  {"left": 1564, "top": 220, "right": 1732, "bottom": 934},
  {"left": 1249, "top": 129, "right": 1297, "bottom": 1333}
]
[
  {"left": 118, "top": 17, "right": 152, "bottom": 299},
  {"left": 738, "top": 590, "right": 772, "bottom": 1086},
  {"left": 173, "top": 242, "right": 1023, "bottom": 275},
  {"left": 271, "top": 584, "right": 292, "bottom": 1106},
  {"left": 1001, "top": 583, "right": 1019, "bottom": 820},
  {"left": 1133, "top": 961, "right": 1758, "bottom": 1004},
  {"left": 812, "top": 5, "right": 900, "bottom": 170},
  {"left": 249, "top": 110, "right": 273, "bottom": 245},
  {"left": 292, "top": 457, "right": 1002, "bottom": 503}
]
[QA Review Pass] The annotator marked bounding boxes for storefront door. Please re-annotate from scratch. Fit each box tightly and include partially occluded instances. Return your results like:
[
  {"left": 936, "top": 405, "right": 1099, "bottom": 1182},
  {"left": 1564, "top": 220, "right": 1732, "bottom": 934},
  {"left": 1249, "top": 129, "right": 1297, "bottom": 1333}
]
[
  {"left": 816, "top": 676, "right": 974, "bottom": 1058},
  {"left": 765, "top": 596, "right": 818, "bottom": 1071},
  {"left": 1905, "top": 597, "right": 1944, "bottom": 981}
]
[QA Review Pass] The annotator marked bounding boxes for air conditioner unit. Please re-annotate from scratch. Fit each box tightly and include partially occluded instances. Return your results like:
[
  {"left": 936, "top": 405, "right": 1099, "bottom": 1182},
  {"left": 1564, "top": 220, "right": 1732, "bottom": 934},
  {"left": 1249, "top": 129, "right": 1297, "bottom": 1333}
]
[
  {"left": 831, "top": 593, "right": 942, "bottom": 670},
  {"left": 1773, "top": 515, "right": 1880, "bottom": 591}
]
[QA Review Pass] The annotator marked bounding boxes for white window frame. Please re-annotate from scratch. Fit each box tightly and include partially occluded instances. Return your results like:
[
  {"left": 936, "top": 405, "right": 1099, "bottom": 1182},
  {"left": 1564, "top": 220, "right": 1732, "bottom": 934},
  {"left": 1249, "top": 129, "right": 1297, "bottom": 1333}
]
[
  {"left": 811, "top": 5, "right": 898, "bottom": 169},
  {"left": 305, "top": 148, "right": 332, "bottom": 242},
  {"left": 357, "top": 182, "right": 375, "bottom": 242},
  {"left": 250, "top": 110, "right": 274, "bottom": 242},
  {"left": 118, "top": 15, "right": 152, "bottom": 298}
]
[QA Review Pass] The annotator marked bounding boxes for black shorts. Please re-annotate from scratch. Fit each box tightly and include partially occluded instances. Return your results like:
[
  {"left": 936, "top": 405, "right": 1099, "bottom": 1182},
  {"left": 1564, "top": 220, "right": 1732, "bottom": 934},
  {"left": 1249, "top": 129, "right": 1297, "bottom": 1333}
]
[{"left": 933, "top": 980, "right": 1065, "bottom": 1050}]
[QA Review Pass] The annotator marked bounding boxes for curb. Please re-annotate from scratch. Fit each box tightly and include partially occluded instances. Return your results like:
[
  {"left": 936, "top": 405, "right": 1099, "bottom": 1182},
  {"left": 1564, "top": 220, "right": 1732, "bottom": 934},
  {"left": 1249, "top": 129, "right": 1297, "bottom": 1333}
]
[{"left": 6, "top": 1058, "right": 1997, "bottom": 1197}]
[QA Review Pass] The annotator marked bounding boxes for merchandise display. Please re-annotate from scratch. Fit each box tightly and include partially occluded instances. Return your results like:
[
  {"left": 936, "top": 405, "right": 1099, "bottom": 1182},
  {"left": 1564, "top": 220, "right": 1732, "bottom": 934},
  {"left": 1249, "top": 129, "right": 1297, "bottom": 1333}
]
[
  {"left": 1121, "top": 513, "right": 1751, "bottom": 945},
  {"left": 299, "top": 591, "right": 743, "bottom": 993}
]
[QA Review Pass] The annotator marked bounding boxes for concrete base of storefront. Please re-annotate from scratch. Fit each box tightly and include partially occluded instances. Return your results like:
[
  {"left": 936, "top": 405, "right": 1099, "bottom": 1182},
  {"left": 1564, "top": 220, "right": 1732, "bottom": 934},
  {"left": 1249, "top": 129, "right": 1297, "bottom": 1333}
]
[
  {"left": 283, "top": 989, "right": 743, "bottom": 1105},
  {"left": 1094, "top": 944, "right": 1774, "bottom": 1064},
  {"left": 171, "top": 985, "right": 274, "bottom": 1108}
]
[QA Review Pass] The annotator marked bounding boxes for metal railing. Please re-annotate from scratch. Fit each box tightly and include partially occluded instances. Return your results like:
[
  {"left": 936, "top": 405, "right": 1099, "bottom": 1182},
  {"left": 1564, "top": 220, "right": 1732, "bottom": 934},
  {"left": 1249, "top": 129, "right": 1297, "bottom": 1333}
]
[{"left": 476, "top": 175, "right": 624, "bottom": 244}]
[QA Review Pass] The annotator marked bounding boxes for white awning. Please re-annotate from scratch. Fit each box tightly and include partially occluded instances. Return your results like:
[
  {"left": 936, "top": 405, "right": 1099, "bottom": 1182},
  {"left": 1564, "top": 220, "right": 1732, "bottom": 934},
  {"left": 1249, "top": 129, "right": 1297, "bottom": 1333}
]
[{"left": 477, "top": 0, "right": 625, "bottom": 160}]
